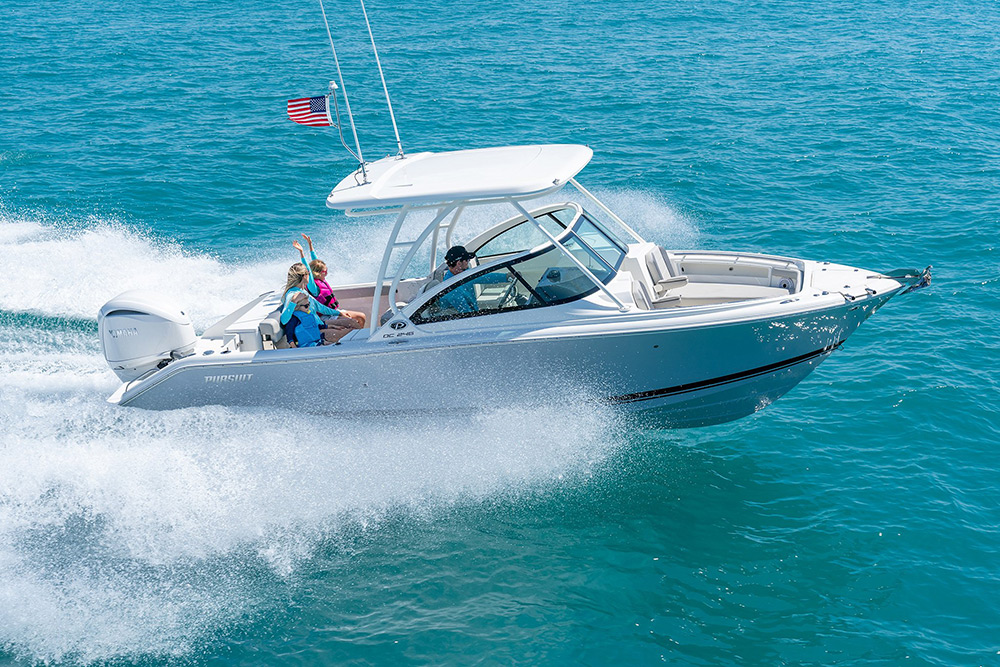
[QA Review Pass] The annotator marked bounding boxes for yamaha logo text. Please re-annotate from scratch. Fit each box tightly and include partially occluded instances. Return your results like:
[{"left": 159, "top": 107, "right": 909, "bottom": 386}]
[{"left": 109, "top": 327, "right": 139, "bottom": 339}]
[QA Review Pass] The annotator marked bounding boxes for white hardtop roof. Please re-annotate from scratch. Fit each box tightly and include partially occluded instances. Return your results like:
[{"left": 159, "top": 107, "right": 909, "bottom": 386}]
[{"left": 326, "top": 144, "right": 593, "bottom": 210}]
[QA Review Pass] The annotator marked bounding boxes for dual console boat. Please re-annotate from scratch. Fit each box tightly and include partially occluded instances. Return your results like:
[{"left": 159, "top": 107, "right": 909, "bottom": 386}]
[{"left": 98, "top": 144, "right": 929, "bottom": 427}]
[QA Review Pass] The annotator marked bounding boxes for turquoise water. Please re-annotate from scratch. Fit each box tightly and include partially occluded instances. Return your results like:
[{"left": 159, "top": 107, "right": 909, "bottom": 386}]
[{"left": 2, "top": 0, "right": 999, "bottom": 663}]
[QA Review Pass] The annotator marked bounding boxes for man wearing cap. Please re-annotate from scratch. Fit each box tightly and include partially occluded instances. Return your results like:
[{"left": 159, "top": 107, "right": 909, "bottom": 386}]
[
  {"left": 443, "top": 245, "right": 476, "bottom": 279},
  {"left": 438, "top": 245, "right": 508, "bottom": 314}
]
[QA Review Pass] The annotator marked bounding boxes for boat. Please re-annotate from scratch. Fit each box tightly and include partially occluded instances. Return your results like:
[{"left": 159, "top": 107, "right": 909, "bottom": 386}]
[{"left": 97, "top": 143, "right": 930, "bottom": 426}]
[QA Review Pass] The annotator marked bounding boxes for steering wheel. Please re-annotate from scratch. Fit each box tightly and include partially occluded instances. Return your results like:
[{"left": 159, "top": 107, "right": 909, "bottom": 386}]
[{"left": 498, "top": 278, "right": 519, "bottom": 309}]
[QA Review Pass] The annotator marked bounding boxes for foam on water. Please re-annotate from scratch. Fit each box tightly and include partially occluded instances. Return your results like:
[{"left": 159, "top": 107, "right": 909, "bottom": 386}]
[
  {"left": 0, "top": 189, "right": 695, "bottom": 662},
  {"left": 0, "top": 346, "right": 624, "bottom": 662},
  {"left": 0, "top": 210, "right": 411, "bottom": 332},
  {"left": 589, "top": 188, "right": 700, "bottom": 248},
  {"left": 0, "top": 212, "right": 274, "bottom": 328},
  {"left": 0, "top": 204, "right": 691, "bottom": 662}
]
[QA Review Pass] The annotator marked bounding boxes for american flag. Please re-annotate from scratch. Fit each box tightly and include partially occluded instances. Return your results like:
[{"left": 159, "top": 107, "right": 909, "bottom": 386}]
[{"left": 287, "top": 96, "right": 332, "bottom": 127}]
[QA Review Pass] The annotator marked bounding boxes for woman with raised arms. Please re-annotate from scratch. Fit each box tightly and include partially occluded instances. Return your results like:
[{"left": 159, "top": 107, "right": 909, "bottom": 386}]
[
  {"left": 295, "top": 235, "right": 367, "bottom": 332},
  {"left": 280, "top": 263, "right": 345, "bottom": 347}
]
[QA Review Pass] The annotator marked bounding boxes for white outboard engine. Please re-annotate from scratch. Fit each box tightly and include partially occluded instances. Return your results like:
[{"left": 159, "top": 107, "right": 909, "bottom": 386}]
[{"left": 98, "top": 290, "right": 197, "bottom": 382}]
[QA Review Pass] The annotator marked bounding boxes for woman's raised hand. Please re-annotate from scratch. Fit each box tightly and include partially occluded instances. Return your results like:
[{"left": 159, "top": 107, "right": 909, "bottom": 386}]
[
  {"left": 301, "top": 233, "right": 314, "bottom": 251},
  {"left": 293, "top": 240, "right": 305, "bottom": 257}
]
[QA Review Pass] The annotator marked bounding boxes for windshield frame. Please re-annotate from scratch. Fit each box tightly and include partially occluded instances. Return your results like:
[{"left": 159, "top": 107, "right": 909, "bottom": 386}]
[
  {"left": 409, "top": 209, "right": 627, "bottom": 324},
  {"left": 471, "top": 203, "right": 580, "bottom": 263}
]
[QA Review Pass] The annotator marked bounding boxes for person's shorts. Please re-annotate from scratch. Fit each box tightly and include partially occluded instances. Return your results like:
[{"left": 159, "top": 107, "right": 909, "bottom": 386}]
[{"left": 325, "top": 315, "right": 363, "bottom": 330}]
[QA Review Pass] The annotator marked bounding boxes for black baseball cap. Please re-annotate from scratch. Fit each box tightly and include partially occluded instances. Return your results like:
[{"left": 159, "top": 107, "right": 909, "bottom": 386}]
[{"left": 445, "top": 245, "right": 475, "bottom": 264}]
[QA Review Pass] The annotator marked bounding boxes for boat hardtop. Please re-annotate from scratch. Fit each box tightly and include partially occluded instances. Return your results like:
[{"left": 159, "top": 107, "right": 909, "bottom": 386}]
[{"left": 327, "top": 144, "right": 594, "bottom": 210}]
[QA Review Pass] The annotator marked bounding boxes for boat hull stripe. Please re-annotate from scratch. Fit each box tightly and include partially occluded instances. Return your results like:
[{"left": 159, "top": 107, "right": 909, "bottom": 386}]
[{"left": 607, "top": 340, "right": 845, "bottom": 405}]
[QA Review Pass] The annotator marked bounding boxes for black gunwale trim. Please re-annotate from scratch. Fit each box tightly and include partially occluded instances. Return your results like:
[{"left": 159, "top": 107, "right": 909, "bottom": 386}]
[{"left": 607, "top": 340, "right": 845, "bottom": 405}]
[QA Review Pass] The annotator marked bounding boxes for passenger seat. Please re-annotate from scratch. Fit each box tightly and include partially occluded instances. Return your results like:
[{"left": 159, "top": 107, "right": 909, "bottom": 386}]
[
  {"left": 258, "top": 309, "right": 289, "bottom": 349},
  {"left": 645, "top": 246, "right": 688, "bottom": 298},
  {"left": 632, "top": 280, "right": 680, "bottom": 310}
]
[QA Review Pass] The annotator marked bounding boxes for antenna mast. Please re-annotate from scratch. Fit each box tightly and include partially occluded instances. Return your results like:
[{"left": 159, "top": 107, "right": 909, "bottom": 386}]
[
  {"left": 359, "top": 0, "right": 405, "bottom": 158},
  {"left": 318, "top": 0, "right": 368, "bottom": 182}
]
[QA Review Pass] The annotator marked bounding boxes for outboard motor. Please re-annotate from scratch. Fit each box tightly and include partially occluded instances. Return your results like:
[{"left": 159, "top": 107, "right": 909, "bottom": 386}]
[{"left": 98, "top": 290, "right": 196, "bottom": 382}]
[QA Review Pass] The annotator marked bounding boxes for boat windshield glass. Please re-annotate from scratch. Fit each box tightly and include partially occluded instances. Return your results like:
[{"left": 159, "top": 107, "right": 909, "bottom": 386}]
[
  {"left": 575, "top": 215, "right": 627, "bottom": 267},
  {"left": 474, "top": 207, "right": 575, "bottom": 261},
  {"left": 411, "top": 222, "right": 625, "bottom": 324}
]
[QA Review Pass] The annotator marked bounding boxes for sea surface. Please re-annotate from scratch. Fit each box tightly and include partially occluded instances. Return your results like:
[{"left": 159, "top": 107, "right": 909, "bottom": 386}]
[{"left": 2, "top": 0, "right": 999, "bottom": 664}]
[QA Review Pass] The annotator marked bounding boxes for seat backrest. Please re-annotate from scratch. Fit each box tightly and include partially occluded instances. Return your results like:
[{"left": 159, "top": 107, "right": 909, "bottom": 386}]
[
  {"left": 631, "top": 280, "right": 652, "bottom": 310},
  {"left": 645, "top": 246, "right": 676, "bottom": 283},
  {"left": 419, "top": 278, "right": 442, "bottom": 294},
  {"left": 258, "top": 309, "right": 289, "bottom": 349}
]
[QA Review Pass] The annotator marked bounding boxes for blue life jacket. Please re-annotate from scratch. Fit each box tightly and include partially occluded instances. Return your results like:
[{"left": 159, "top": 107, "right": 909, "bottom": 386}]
[{"left": 284, "top": 310, "right": 323, "bottom": 347}]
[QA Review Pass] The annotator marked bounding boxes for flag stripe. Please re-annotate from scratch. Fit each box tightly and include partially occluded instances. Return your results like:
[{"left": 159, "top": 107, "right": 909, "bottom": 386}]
[{"left": 286, "top": 95, "right": 331, "bottom": 127}]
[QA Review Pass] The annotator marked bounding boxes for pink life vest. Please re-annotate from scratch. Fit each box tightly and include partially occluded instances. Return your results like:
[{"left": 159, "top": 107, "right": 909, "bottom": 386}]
[{"left": 314, "top": 277, "right": 339, "bottom": 309}]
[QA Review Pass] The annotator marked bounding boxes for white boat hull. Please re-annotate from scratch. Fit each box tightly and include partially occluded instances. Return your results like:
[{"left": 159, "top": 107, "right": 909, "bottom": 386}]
[{"left": 111, "top": 292, "right": 893, "bottom": 427}]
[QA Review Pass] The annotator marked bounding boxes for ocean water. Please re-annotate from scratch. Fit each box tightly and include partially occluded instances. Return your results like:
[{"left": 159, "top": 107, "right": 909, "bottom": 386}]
[{"left": 1, "top": 0, "right": 999, "bottom": 664}]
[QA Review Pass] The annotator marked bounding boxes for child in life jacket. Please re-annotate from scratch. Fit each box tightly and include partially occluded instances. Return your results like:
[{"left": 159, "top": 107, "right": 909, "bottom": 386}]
[
  {"left": 280, "top": 263, "right": 345, "bottom": 347},
  {"left": 295, "top": 235, "right": 367, "bottom": 332}
]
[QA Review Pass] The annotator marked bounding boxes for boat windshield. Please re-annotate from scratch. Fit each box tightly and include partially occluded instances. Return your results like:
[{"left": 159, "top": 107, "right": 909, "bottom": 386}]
[
  {"left": 574, "top": 215, "right": 628, "bottom": 266},
  {"left": 412, "top": 214, "right": 626, "bottom": 324},
  {"left": 475, "top": 207, "right": 575, "bottom": 261}
]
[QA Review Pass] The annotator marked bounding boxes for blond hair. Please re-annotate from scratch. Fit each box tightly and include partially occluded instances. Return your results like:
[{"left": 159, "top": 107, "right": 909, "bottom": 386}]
[
  {"left": 283, "top": 263, "right": 309, "bottom": 300},
  {"left": 309, "top": 259, "right": 326, "bottom": 275}
]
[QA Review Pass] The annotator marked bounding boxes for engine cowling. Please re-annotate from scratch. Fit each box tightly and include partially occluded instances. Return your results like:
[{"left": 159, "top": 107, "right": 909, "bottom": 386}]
[{"left": 98, "top": 290, "right": 196, "bottom": 382}]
